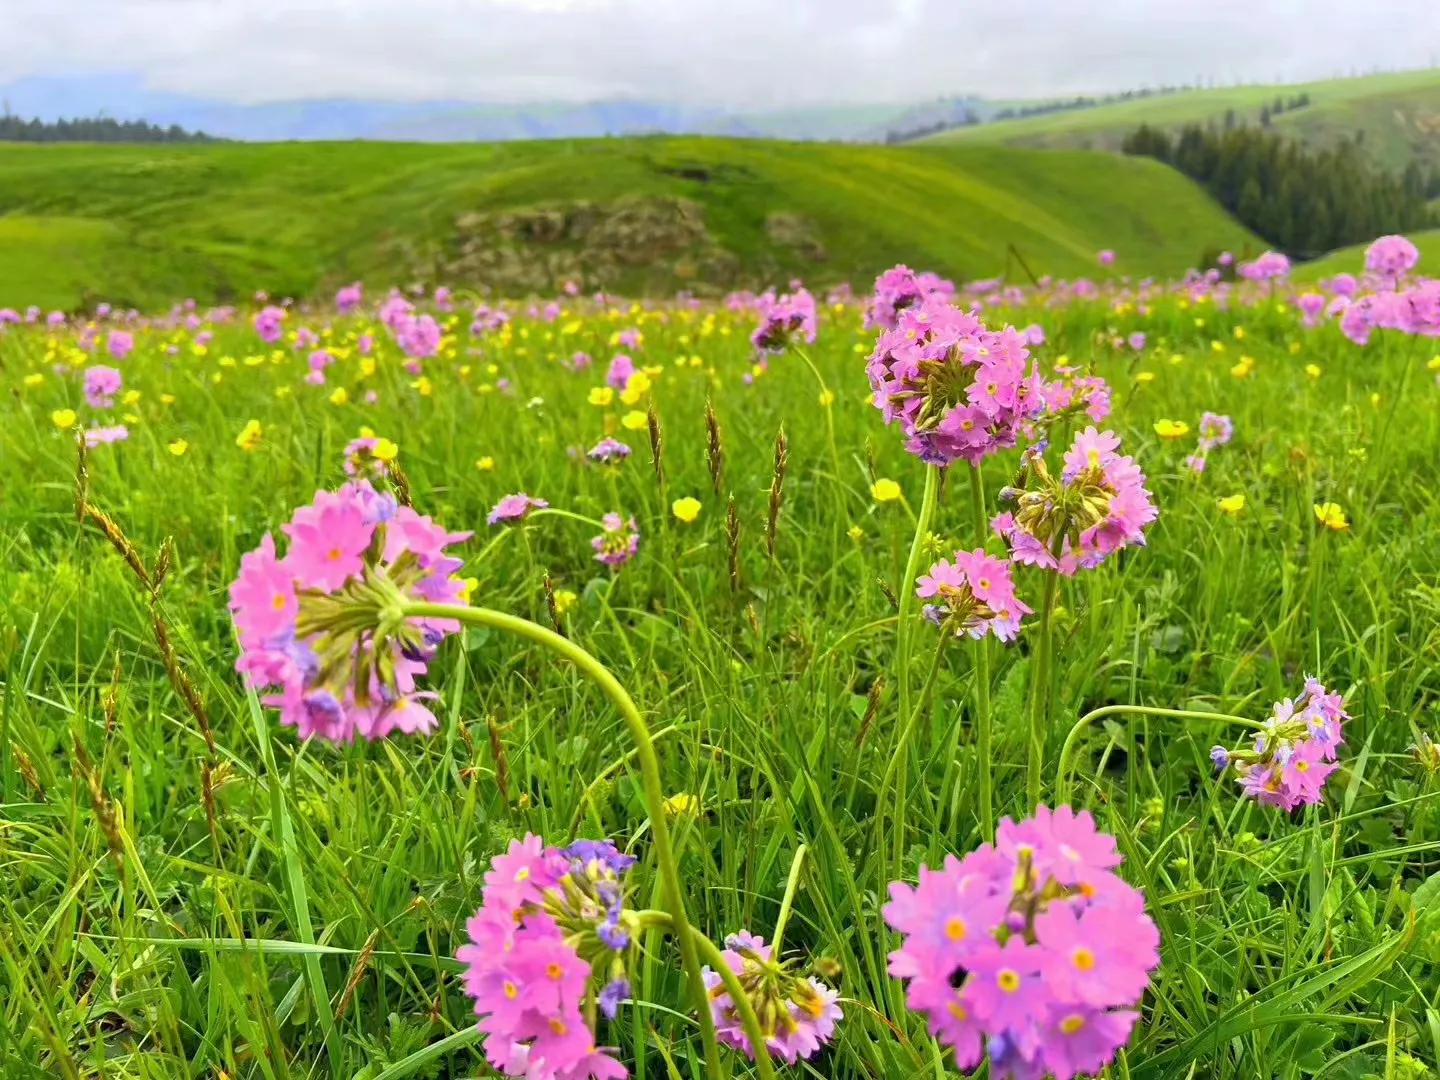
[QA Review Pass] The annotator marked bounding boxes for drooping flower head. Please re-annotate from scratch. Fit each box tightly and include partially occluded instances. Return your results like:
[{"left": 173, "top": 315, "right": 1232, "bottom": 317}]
[
  {"left": 489, "top": 494, "right": 549, "bottom": 526},
  {"left": 751, "top": 287, "right": 817, "bottom": 354},
  {"left": 587, "top": 437, "right": 632, "bottom": 465},
  {"left": 867, "top": 302, "right": 1048, "bottom": 466},
  {"left": 457, "top": 835, "right": 636, "bottom": 1080},
  {"left": 229, "top": 479, "right": 471, "bottom": 742},
  {"left": 866, "top": 265, "right": 956, "bottom": 330},
  {"left": 917, "top": 549, "right": 1031, "bottom": 642},
  {"left": 994, "top": 427, "right": 1157, "bottom": 575},
  {"left": 592, "top": 514, "right": 640, "bottom": 568},
  {"left": 84, "top": 365, "right": 123, "bottom": 409},
  {"left": 702, "top": 931, "right": 843, "bottom": 1064},
  {"left": 884, "top": 806, "right": 1158, "bottom": 1080},
  {"left": 1213, "top": 678, "right": 1347, "bottom": 811}
]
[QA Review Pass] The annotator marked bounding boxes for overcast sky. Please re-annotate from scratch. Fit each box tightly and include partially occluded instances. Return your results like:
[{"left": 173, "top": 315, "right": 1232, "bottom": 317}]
[{"left": 4, "top": 0, "right": 1440, "bottom": 108}]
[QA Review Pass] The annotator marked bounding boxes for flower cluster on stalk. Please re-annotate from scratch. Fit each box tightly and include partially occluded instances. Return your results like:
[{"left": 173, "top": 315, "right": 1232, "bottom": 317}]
[
  {"left": 866, "top": 265, "right": 956, "bottom": 330},
  {"left": 1212, "top": 678, "right": 1347, "bottom": 810},
  {"left": 751, "top": 287, "right": 817, "bottom": 353},
  {"left": 229, "top": 480, "right": 470, "bottom": 741},
  {"left": 458, "top": 835, "right": 637, "bottom": 1080},
  {"left": 702, "top": 931, "right": 843, "bottom": 1064},
  {"left": 884, "top": 806, "right": 1160, "bottom": 1080},
  {"left": 993, "top": 427, "right": 1157, "bottom": 575},
  {"left": 917, "top": 549, "right": 1031, "bottom": 642}
]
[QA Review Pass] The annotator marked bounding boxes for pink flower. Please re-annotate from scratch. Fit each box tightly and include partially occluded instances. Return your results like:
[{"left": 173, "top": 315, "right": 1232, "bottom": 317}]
[
  {"left": 884, "top": 807, "right": 1157, "bottom": 1080},
  {"left": 702, "top": 931, "right": 842, "bottom": 1064},
  {"left": 84, "top": 365, "right": 123, "bottom": 408},
  {"left": 253, "top": 305, "right": 286, "bottom": 343},
  {"left": 397, "top": 313, "right": 441, "bottom": 358},
  {"left": 1365, "top": 235, "right": 1419, "bottom": 285},
  {"left": 865, "top": 264, "right": 956, "bottom": 330},
  {"left": 1217, "top": 678, "right": 1347, "bottom": 811},
  {"left": 282, "top": 494, "right": 372, "bottom": 592},
  {"left": 917, "top": 549, "right": 1030, "bottom": 641},
  {"left": 592, "top": 513, "right": 639, "bottom": 568},
  {"left": 107, "top": 330, "right": 134, "bottom": 360},
  {"left": 83, "top": 424, "right": 129, "bottom": 447},
  {"left": 605, "top": 354, "right": 635, "bottom": 390},
  {"left": 488, "top": 493, "right": 549, "bottom": 526},
  {"left": 750, "top": 287, "right": 817, "bottom": 353},
  {"left": 1097, "top": 249, "right": 1116, "bottom": 267}
]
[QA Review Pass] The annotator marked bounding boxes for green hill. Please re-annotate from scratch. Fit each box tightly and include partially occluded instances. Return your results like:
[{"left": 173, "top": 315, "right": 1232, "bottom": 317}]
[
  {"left": 0, "top": 137, "right": 1257, "bottom": 310},
  {"left": 923, "top": 70, "right": 1440, "bottom": 173}
]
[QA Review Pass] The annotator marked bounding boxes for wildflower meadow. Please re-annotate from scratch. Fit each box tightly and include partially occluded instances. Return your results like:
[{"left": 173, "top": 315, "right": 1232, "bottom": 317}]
[{"left": 3, "top": 243, "right": 1440, "bottom": 1080}]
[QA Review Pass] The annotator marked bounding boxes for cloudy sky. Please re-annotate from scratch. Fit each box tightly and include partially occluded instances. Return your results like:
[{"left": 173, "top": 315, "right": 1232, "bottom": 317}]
[{"left": 4, "top": 0, "right": 1440, "bottom": 107}]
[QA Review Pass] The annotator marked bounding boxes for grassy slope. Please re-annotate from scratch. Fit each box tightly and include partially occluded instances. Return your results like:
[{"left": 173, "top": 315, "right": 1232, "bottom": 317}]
[
  {"left": 0, "top": 137, "right": 1257, "bottom": 309},
  {"left": 1291, "top": 228, "right": 1440, "bottom": 281},
  {"left": 924, "top": 69, "right": 1440, "bottom": 171}
]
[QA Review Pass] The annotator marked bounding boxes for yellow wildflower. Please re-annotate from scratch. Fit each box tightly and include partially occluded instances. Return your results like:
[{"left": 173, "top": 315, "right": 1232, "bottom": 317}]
[
  {"left": 871, "top": 478, "right": 902, "bottom": 503},
  {"left": 236, "top": 419, "right": 263, "bottom": 451},
  {"left": 1314, "top": 503, "right": 1349, "bottom": 531},
  {"left": 1217, "top": 493, "right": 1246, "bottom": 516},
  {"left": 1153, "top": 419, "right": 1189, "bottom": 439},
  {"left": 621, "top": 410, "right": 648, "bottom": 431},
  {"left": 672, "top": 497, "right": 702, "bottom": 524},
  {"left": 51, "top": 408, "right": 77, "bottom": 430},
  {"left": 475, "top": 456, "right": 496, "bottom": 472},
  {"left": 168, "top": 438, "right": 189, "bottom": 456},
  {"left": 588, "top": 386, "right": 615, "bottom": 407},
  {"left": 329, "top": 387, "right": 349, "bottom": 406}
]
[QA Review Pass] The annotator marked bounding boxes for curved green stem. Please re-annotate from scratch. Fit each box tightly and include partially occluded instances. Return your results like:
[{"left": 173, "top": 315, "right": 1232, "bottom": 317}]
[
  {"left": 968, "top": 464, "right": 994, "bottom": 839},
  {"left": 771, "top": 844, "right": 808, "bottom": 954},
  {"left": 639, "top": 911, "right": 780, "bottom": 1080},
  {"left": 402, "top": 602, "right": 724, "bottom": 1080},
  {"left": 890, "top": 464, "right": 941, "bottom": 873},
  {"left": 1026, "top": 567, "right": 1061, "bottom": 809},
  {"left": 877, "top": 635, "right": 948, "bottom": 862},
  {"left": 1055, "top": 704, "right": 1265, "bottom": 802}
]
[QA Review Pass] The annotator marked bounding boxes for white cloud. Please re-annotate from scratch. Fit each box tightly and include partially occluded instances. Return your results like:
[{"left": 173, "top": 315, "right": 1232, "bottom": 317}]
[{"left": 2, "top": 0, "right": 1439, "bottom": 106}]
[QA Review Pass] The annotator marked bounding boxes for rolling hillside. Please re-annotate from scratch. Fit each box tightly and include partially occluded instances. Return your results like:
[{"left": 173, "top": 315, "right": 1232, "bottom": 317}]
[
  {"left": 0, "top": 137, "right": 1258, "bottom": 310},
  {"left": 923, "top": 69, "right": 1440, "bottom": 173}
]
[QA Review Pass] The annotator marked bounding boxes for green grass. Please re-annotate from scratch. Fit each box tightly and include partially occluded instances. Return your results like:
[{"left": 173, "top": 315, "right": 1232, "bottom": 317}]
[
  {"left": 0, "top": 137, "right": 1256, "bottom": 310},
  {"left": 925, "top": 69, "right": 1440, "bottom": 172},
  {"left": 0, "top": 283, "right": 1437, "bottom": 1078}
]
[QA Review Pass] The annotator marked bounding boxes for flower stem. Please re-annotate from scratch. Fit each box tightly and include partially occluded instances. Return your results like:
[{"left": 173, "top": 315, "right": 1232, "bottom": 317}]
[
  {"left": 791, "top": 346, "right": 841, "bottom": 484},
  {"left": 402, "top": 602, "right": 726, "bottom": 1080},
  {"left": 891, "top": 464, "right": 941, "bottom": 873},
  {"left": 968, "top": 464, "right": 994, "bottom": 838},
  {"left": 770, "top": 844, "right": 808, "bottom": 955},
  {"left": 1055, "top": 704, "right": 1265, "bottom": 802},
  {"left": 877, "top": 635, "right": 948, "bottom": 862},
  {"left": 1027, "top": 567, "right": 1061, "bottom": 810}
]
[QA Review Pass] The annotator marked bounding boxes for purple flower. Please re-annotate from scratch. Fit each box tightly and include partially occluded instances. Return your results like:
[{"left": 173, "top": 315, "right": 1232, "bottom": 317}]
[
  {"left": 1097, "top": 249, "right": 1116, "bottom": 267},
  {"left": 253, "top": 305, "right": 286, "bottom": 344},
  {"left": 592, "top": 513, "right": 639, "bottom": 568},
  {"left": 107, "top": 330, "right": 134, "bottom": 360},
  {"left": 84, "top": 424, "right": 129, "bottom": 447},
  {"left": 702, "top": 931, "right": 842, "bottom": 1064},
  {"left": 1365, "top": 235, "right": 1419, "bottom": 285},
  {"left": 1127, "top": 332, "right": 1146, "bottom": 352},
  {"left": 750, "top": 287, "right": 818, "bottom": 353},
  {"left": 84, "top": 365, "right": 123, "bottom": 408},
  {"left": 587, "top": 438, "right": 632, "bottom": 465},
  {"left": 1198, "top": 412, "right": 1233, "bottom": 450},
  {"left": 335, "top": 282, "right": 363, "bottom": 315},
  {"left": 865, "top": 264, "right": 955, "bottom": 330},
  {"left": 605, "top": 354, "right": 634, "bottom": 390},
  {"left": 397, "top": 314, "right": 441, "bottom": 359},
  {"left": 487, "top": 494, "right": 548, "bottom": 526}
]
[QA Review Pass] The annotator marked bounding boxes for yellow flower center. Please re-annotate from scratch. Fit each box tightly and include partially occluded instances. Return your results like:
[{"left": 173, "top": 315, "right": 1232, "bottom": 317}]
[
  {"left": 546, "top": 963, "right": 564, "bottom": 980},
  {"left": 945, "top": 917, "right": 967, "bottom": 942},
  {"left": 271, "top": 594, "right": 288, "bottom": 611},
  {"left": 549, "top": 1018, "right": 568, "bottom": 1036},
  {"left": 1073, "top": 948, "right": 1095, "bottom": 972},
  {"left": 503, "top": 981, "right": 518, "bottom": 999},
  {"left": 1295, "top": 760, "right": 1310, "bottom": 773},
  {"left": 327, "top": 547, "right": 342, "bottom": 562},
  {"left": 515, "top": 867, "right": 530, "bottom": 882},
  {"left": 1060, "top": 1013, "right": 1086, "bottom": 1035},
  {"left": 947, "top": 1000, "right": 969, "bottom": 1021},
  {"left": 997, "top": 969, "right": 1020, "bottom": 993}
]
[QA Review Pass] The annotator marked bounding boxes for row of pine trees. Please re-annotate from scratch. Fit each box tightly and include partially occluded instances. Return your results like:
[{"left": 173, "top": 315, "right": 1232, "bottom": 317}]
[
  {"left": 1122, "top": 122, "right": 1435, "bottom": 257},
  {"left": 0, "top": 115, "right": 215, "bottom": 143}
]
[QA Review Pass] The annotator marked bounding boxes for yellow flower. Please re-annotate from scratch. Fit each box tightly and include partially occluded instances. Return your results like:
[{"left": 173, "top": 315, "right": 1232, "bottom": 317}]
[
  {"left": 1314, "top": 503, "right": 1349, "bottom": 531},
  {"left": 122, "top": 389, "right": 141, "bottom": 405},
  {"left": 619, "top": 371, "right": 652, "bottom": 405},
  {"left": 818, "top": 388, "right": 836, "bottom": 406},
  {"left": 372, "top": 437, "right": 398, "bottom": 462},
  {"left": 1135, "top": 371, "right": 1156, "bottom": 384},
  {"left": 359, "top": 357, "right": 376, "bottom": 378},
  {"left": 588, "top": 386, "right": 615, "bottom": 407},
  {"left": 1233, "top": 326, "right": 1245, "bottom": 340},
  {"left": 411, "top": 377, "right": 432, "bottom": 397},
  {"left": 329, "top": 387, "right": 349, "bottom": 406},
  {"left": 1288, "top": 341, "right": 1302, "bottom": 355},
  {"left": 475, "top": 456, "right": 496, "bottom": 472},
  {"left": 553, "top": 589, "right": 578, "bottom": 615},
  {"left": 1168, "top": 354, "right": 1185, "bottom": 365},
  {"left": 871, "top": 478, "right": 902, "bottom": 503},
  {"left": 1231, "top": 356, "right": 1255, "bottom": 379},
  {"left": 160, "top": 393, "right": 176, "bottom": 405},
  {"left": 51, "top": 408, "right": 77, "bottom": 430},
  {"left": 456, "top": 577, "right": 479, "bottom": 603},
  {"left": 1305, "top": 364, "right": 1322, "bottom": 379},
  {"left": 1211, "top": 339, "right": 1226, "bottom": 353},
  {"left": 217, "top": 355, "right": 235, "bottom": 368},
  {"left": 1153, "top": 419, "right": 1189, "bottom": 439},
  {"left": 1370, "top": 392, "right": 1381, "bottom": 407},
  {"left": 236, "top": 419, "right": 263, "bottom": 451},
  {"left": 167, "top": 438, "right": 189, "bottom": 456},
  {"left": 276, "top": 386, "right": 292, "bottom": 399},
  {"left": 621, "top": 410, "right": 648, "bottom": 431},
  {"left": 23, "top": 372, "right": 43, "bottom": 388},
  {"left": 847, "top": 525, "right": 865, "bottom": 543},
  {"left": 1428, "top": 354, "right": 1440, "bottom": 372},
  {"left": 672, "top": 497, "right": 702, "bottom": 524},
  {"left": 1217, "top": 493, "right": 1246, "bottom": 516},
  {"left": 663, "top": 793, "right": 700, "bottom": 817}
]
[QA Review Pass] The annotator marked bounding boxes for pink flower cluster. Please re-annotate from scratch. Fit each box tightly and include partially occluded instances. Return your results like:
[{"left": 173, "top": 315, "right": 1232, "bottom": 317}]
[
  {"left": 254, "top": 305, "right": 286, "bottom": 344},
  {"left": 1364, "top": 235, "right": 1420, "bottom": 286},
  {"left": 702, "top": 931, "right": 843, "bottom": 1063},
  {"left": 995, "top": 428, "right": 1157, "bottom": 575},
  {"left": 458, "top": 836, "right": 633, "bottom": 1080},
  {"left": 1214, "top": 678, "right": 1347, "bottom": 811},
  {"left": 335, "top": 282, "right": 364, "bottom": 315},
  {"left": 867, "top": 302, "right": 1048, "bottom": 466},
  {"left": 84, "top": 365, "right": 123, "bottom": 408},
  {"left": 885, "top": 806, "right": 1159, "bottom": 1080},
  {"left": 229, "top": 480, "right": 470, "bottom": 742},
  {"left": 1336, "top": 279, "right": 1440, "bottom": 345},
  {"left": 1186, "top": 412, "right": 1234, "bottom": 473},
  {"left": 750, "top": 287, "right": 817, "bottom": 353},
  {"left": 592, "top": 514, "right": 640, "bottom": 568},
  {"left": 1238, "top": 251, "right": 1291, "bottom": 282},
  {"left": 866, "top": 265, "right": 956, "bottom": 330},
  {"left": 917, "top": 548, "right": 1031, "bottom": 641}
]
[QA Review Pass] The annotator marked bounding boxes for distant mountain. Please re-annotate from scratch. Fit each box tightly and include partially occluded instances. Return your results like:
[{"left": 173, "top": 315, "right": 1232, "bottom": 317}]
[{"left": 0, "top": 73, "right": 987, "bottom": 143}]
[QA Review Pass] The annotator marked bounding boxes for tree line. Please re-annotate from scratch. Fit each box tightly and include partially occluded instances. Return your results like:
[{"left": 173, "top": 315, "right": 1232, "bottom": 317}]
[
  {"left": 0, "top": 114, "right": 217, "bottom": 143},
  {"left": 1121, "top": 122, "right": 1436, "bottom": 256},
  {"left": 991, "top": 85, "right": 1188, "bottom": 123}
]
